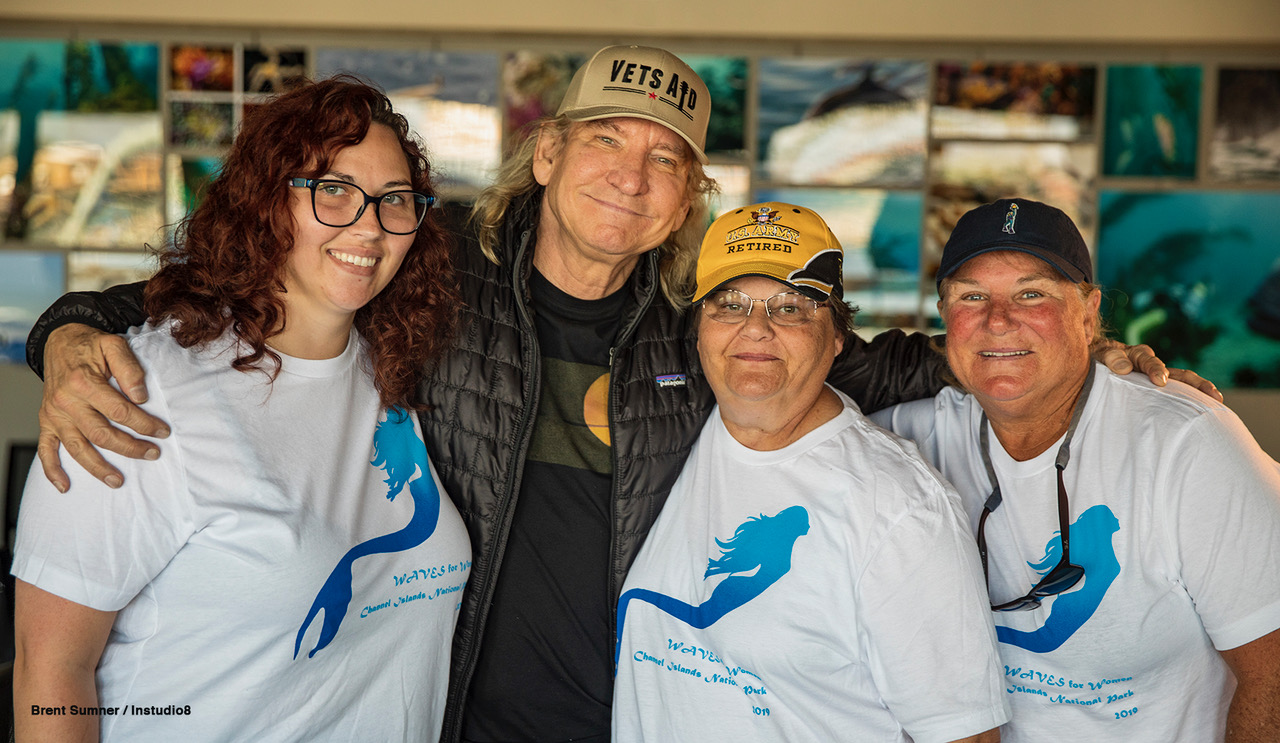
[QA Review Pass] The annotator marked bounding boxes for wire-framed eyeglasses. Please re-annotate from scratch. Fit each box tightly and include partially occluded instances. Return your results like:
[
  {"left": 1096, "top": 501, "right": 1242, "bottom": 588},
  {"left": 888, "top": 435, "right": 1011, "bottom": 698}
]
[
  {"left": 289, "top": 178, "right": 434, "bottom": 235},
  {"left": 701, "top": 289, "right": 821, "bottom": 327}
]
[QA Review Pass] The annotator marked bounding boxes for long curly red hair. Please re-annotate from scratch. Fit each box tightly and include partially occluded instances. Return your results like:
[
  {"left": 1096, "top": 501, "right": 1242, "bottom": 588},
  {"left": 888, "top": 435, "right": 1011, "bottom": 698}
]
[{"left": 145, "top": 76, "right": 456, "bottom": 410}]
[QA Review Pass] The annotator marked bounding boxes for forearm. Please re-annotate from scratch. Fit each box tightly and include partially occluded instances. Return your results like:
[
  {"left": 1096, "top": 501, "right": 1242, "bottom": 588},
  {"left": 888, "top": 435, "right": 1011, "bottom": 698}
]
[
  {"left": 1225, "top": 681, "right": 1280, "bottom": 742},
  {"left": 1220, "top": 629, "right": 1280, "bottom": 742},
  {"left": 27, "top": 281, "right": 149, "bottom": 379},
  {"left": 826, "top": 328, "right": 947, "bottom": 413},
  {"left": 14, "top": 658, "right": 102, "bottom": 743},
  {"left": 14, "top": 581, "right": 117, "bottom": 742}
]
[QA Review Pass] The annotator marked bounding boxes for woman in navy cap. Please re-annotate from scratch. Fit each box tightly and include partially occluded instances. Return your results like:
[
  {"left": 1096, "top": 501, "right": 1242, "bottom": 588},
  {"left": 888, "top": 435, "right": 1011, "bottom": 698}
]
[{"left": 873, "top": 198, "right": 1280, "bottom": 742}]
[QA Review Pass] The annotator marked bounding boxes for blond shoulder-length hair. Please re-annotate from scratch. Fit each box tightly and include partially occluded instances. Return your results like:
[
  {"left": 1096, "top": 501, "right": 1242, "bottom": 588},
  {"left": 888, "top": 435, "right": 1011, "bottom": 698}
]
[{"left": 470, "top": 115, "right": 718, "bottom": 308}]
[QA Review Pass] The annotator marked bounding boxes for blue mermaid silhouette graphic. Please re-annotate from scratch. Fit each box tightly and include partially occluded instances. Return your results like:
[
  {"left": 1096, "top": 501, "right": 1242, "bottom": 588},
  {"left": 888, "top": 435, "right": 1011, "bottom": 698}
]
[
  {"left": 997, "top": 505, "right": 1121, "bottom": 653},
  {"left": 294, "top": 409, "right": 442, "bottom": 659},
  {"left": 615, "top": 506, "right": 810, "bottom": 666}
]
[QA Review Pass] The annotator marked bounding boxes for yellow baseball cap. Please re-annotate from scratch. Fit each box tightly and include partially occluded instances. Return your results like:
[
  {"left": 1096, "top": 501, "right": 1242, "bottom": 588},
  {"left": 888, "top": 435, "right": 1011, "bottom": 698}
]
[{"left": 695, "top": 202, "right": 845, "bottom": 302}]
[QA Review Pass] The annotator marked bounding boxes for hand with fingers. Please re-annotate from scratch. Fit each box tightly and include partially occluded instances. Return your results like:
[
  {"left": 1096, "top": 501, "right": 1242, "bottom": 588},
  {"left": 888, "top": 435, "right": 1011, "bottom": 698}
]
[
  {"left": 1090, "top": 338, "right": 1223, "bottom": 403},
  {"left": 38, "top": 323, "right": 170, "bottom": 492}
]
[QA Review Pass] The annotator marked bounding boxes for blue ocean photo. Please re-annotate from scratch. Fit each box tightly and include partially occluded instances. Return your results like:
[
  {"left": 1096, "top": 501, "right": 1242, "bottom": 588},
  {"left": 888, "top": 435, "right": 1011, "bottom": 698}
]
[{"left": 1098, "top": 190, "right": 1280, "bottom": 388}]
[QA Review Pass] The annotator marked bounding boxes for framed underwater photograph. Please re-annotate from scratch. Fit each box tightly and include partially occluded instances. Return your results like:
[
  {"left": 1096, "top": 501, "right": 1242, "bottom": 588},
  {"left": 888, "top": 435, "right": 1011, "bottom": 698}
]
[
  {"left": 168, "top": 100, "right": 234, "bottom": 149},
  {"left": 67, "top": 250, "right": 157, "bottom": 292},
  {"left": 1102, "top": 64, "right": 1200, "bottom": 178},
  {"left": 0, "top": 110, "right": 16, "bottom": 237},
  {"left": 0, "top": 39, "right": 159, "bottom": 243},
  {"left": 1210, "top": 67, "right": 1280, "bottom": 181},
  {"left": 243, "top": 46, "right": 307, "bottom": 94},
  {"left": 1097, "top": 190, "right": 1280, "bottom": 388},
  {"left": 683, "top": 55, "right": 747, "bottom": 156},
  {"left": 26, "top": 111, "right": 164, "bottom": 249},
  {"left": 165, "top": 154, "right": 223, "bottom": 225},
  {"left": 757, "top": 57, "right": 928, "bottom": 188},
  {"left": 317, "top": 47, "right": 501, "bottom": 191},
  {"left": 0, "top": 250, "right": 64, "bottom": 362},
  {"left": 932, "top": 61, "right": 1096, "bottom": 140},
  {"left": 0, "top": 41, "right": 62, "bottom": 240},
  {"left": 502, "top": 51, "right": 585, "bottom": 142},
  {"left": 705, "top": 163, "right": 751, "bottom": 219},
  {"left": 170, "top": 44, "right": 235, "bottom": 92}
]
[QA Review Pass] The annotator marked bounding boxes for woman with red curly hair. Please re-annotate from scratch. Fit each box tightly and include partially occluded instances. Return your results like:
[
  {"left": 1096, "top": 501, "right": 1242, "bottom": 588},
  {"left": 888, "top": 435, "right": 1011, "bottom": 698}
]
[{"left": 13, "top": 77, "right": 471, "bottom": 742}]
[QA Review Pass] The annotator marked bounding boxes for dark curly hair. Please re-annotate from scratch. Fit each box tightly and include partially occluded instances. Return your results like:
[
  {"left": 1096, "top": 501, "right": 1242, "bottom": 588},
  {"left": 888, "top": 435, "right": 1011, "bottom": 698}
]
[{"left": 144, "top": 75, "right": 456, "bottom": 410}]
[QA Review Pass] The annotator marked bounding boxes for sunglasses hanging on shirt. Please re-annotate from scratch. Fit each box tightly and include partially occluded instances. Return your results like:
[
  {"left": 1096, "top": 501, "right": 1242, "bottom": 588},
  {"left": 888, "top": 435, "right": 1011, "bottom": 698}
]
[{"left": 976, "top": 363, "right": 1096, "bottom": 612}]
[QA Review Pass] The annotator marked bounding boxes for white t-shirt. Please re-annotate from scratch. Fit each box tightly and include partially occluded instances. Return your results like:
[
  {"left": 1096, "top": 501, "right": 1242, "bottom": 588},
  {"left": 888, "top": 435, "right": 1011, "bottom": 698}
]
[
  {"left": 871, "top": 364, "right": 1280, "bottom": 742},
  {"left": 13, "top": 321, "right": 471, "bottom": 742},
  {"left": 612, "top": 388, "right": 1009, "bottom": 743}
]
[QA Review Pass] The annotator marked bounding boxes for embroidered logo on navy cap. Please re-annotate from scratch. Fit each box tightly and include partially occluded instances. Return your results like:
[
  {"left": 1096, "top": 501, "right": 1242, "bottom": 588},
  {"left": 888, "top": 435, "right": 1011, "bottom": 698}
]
[{"left": 1003, "top": 202, "right": 1019, "bottom": 234}]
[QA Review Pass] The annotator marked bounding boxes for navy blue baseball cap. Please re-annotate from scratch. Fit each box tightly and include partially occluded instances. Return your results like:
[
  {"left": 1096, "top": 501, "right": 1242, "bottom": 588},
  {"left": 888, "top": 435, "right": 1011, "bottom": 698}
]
[{"left": 936, "top": 198, "right": 1092, "bottom": 289}]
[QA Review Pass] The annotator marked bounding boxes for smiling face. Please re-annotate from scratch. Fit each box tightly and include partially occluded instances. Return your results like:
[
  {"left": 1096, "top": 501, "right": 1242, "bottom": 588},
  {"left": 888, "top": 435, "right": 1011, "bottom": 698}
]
[
  {"left": 283, "top": 122, "right": 417, "bottom": 329},
  {"left": 939, "top": 250, "right": 1100, "bottom": 420},
  {"left": 697, "top": 276, "right": 844, "bottom": 423},
  {"left": 533, "top": 117, "right": 692, "bottom": 271}
]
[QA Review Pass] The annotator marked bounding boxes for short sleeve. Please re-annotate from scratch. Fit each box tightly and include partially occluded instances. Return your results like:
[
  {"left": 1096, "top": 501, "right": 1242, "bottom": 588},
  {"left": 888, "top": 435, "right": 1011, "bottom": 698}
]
[
  {"left": 1161, "top": 408, "right": 1280, "bottom": 651},
  {"left": 11, "top": 384, "right": 193, "bottom": 612}
]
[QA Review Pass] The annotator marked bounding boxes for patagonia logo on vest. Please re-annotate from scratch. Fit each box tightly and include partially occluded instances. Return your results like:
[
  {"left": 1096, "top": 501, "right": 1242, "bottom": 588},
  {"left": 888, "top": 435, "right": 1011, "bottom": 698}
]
[{"left": 655, "top": 373, "right": 687, "bottom": 389}]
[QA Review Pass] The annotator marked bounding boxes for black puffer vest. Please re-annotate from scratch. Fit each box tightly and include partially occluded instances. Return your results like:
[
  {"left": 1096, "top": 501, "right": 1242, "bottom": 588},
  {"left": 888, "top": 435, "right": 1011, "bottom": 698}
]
[{"left": 419, "top": 198, "right": 716, "bottom": 741}]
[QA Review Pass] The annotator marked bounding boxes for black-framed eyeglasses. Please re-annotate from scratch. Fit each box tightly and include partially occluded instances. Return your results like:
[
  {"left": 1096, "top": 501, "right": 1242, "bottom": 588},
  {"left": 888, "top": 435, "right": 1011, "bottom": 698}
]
[
  {"left": 288, "top": 178, "right": 434, "bottom": 235},
  {"left": 701, "top": 289, "right": 821, "bottom": 327},
  {"left": 976, "top": 364, "right": 1096, "bottom": 612}
]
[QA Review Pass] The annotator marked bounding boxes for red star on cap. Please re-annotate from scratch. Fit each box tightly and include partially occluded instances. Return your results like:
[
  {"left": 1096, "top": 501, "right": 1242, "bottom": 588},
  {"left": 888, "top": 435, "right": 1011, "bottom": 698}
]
[{"left": 648, "top": 92, "right": 657, "bottom": 99}]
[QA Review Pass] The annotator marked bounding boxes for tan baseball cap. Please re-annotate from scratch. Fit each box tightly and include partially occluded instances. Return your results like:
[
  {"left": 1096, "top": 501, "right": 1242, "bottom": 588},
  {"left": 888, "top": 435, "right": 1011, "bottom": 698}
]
[
  {"left": 694, "top": 202, "right": 845, "bottom": 302},
  {"left": 557, "top": 45, "right": 710, "bottom": 164}
]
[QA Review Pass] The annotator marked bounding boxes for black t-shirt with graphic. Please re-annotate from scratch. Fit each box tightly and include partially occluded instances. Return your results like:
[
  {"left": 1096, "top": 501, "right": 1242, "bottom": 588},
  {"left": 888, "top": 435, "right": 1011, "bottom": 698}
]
[{"left": 462, "top": 269, "right": 626, "bottom": 743}]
